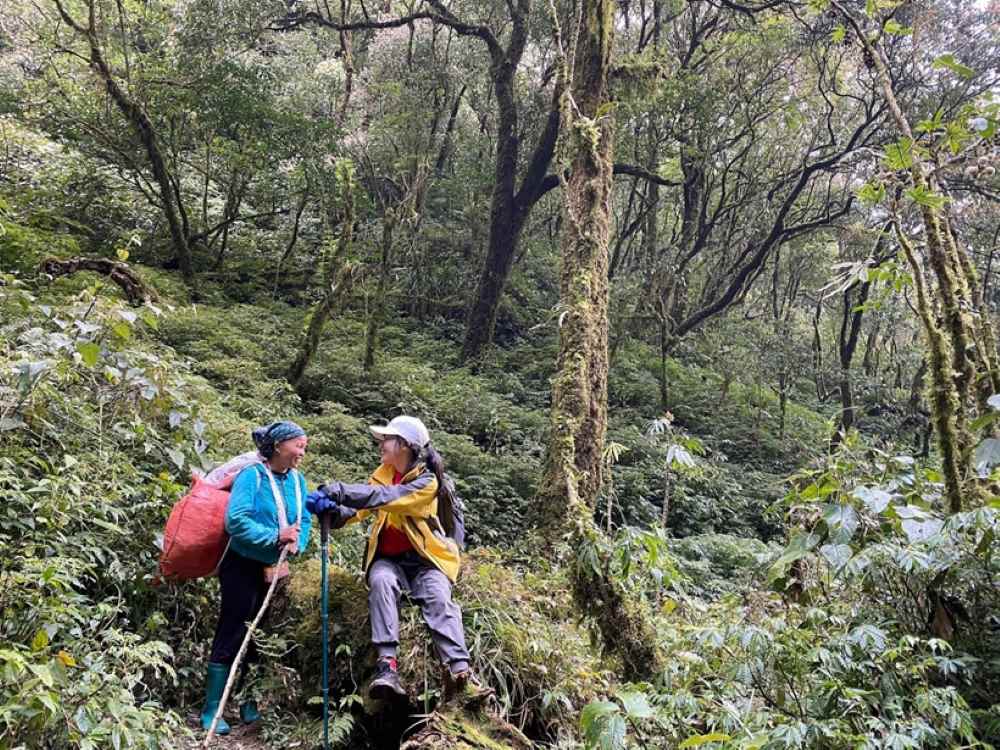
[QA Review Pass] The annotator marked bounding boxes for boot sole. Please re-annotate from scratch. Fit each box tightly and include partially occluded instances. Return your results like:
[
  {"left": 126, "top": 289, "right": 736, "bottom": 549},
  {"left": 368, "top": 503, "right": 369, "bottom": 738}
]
[{"left": 369, "top": 681, "right": 407, "bottom": 702}]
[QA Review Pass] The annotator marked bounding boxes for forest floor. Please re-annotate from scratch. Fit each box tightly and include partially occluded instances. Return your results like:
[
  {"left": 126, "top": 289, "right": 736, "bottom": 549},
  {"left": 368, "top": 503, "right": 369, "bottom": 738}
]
[{"left": 184, "top": 716, "right": 272, "bottom": 750}]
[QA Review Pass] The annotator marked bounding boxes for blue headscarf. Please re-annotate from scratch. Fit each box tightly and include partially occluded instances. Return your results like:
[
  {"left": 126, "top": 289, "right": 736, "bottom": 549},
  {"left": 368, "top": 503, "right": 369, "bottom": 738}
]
[{"left": 252, "top": 420, "right": 306, "bottom": 458}]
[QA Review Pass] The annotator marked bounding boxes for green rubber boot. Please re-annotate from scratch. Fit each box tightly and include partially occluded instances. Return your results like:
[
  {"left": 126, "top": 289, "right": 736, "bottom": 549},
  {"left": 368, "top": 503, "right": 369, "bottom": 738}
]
[
  {"left": 200, "top": 662, "right": 231, "bottom": 735},
  {"left": 239, "top": 700, "right": 261, "bottom": 724}
]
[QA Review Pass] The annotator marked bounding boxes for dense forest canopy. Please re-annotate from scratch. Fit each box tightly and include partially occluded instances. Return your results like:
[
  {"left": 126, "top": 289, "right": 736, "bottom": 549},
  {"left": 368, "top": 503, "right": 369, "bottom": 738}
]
[{"left": 1, "top": 0, "right": 999, "bottom": 747}]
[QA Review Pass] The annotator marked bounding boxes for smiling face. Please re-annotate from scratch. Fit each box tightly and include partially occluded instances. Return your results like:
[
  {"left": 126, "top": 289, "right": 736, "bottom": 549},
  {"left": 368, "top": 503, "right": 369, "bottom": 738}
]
[
  {"left": 272, "top": 435, "right": 308, "bottom": 471},
  {"left": 379, "top": 436, "right": 414, "bottom": 474}
]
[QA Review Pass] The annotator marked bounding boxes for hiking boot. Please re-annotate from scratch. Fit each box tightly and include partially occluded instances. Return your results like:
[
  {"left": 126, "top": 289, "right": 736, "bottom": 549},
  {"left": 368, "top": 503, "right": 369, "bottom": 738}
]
[{"left": 368, "top": 657, "right": 407, "bottom": 701}]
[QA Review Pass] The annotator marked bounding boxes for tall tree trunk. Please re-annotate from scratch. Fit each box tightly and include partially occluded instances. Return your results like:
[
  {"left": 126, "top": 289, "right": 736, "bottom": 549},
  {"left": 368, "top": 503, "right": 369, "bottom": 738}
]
[
  {"left": 273, "top": 192, "right": 309, "bottom": 297},
  {"left": 832, "top": 0, "right": 979, "bottom": 512},
  {"left": 943, "top": 212, "right": 1000, "bottom": 398},
  {"left": 54, "top": 0, "right": 196, "bottom": 289},
  {"left": 862, "top": 323, "right": 879, "bottom": 378},
  {"left": 288, "top": 262, "right": 356, "bottom": 389},
  {"left": 537, "top": 0, "right": 662, "bottom": 682},
  {"left": 812, "top": 298, "right": 827, "bottom": 401},
  {"left": 461, "top": 9, "right": 563, "bottom": 360},
  {"left": 364, "top": 211, "right": 397, "bottom": 372},
  {"left": 661, "top": 471, "right": 671, "bottom": 528},
  {"left": 829, "top": 224, "right": 893, "bottom": 448},
  {"left": 778, "top": 372, "right": 788, "bottom": 439},
  {"left": 659, "top": 315, "right": 669, "bottom": 412},
  {"left": 461, "top": 9, "right": 529, "bottom": 361},
  {"left": 288, "top": 162, "right": 356, "bottom": 389},
  {"left": 831, "top": 277, "right": 871, "bottom": 450},
  {"left": 212, "top": 177, "right": 246, "bottom": 271}
]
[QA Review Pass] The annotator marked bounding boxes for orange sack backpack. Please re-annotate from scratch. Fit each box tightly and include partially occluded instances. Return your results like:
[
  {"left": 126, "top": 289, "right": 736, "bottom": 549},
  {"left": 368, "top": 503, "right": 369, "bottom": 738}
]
[{"left": 157, "top": 452, "right": 262, "bottom": 582}]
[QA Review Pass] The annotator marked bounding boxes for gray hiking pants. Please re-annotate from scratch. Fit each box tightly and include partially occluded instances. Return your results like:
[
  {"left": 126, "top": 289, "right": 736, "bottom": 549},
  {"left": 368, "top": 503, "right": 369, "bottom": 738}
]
[{"left": 368, "top": 554, "right": 470, "bottom": 674}]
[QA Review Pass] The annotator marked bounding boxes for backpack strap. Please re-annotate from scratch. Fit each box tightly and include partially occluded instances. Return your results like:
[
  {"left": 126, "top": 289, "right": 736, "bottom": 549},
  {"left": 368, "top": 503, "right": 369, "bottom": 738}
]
[
  {"left": 291, "top": 469, "right": 302, "bottom": 527},
  {"left": 263, "top": 466, "right": 289, "bottom": 528},
  {"left": 261, "top": 464, "right": 302, "bottom": 549}
]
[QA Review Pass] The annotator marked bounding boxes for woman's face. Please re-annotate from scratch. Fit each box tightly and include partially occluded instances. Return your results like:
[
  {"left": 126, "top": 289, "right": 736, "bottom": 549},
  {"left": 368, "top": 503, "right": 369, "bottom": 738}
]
[
  {"left": 273, "top": 436, "right": 308, "bottom": 468},
  {"left": 379, "top": 436, "right": 412, "bottom": 469}
]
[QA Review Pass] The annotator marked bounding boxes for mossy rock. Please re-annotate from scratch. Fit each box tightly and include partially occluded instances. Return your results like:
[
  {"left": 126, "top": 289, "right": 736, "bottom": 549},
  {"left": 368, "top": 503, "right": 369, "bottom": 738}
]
[{"left": 400, "top": 703, "right": 532, "bottom": 750}]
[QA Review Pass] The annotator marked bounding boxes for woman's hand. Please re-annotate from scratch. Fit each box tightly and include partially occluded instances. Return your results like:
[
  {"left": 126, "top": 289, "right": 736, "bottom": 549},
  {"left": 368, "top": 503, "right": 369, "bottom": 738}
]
[{"left": 278, "top": 524, "right": 300, "bottom": 555}]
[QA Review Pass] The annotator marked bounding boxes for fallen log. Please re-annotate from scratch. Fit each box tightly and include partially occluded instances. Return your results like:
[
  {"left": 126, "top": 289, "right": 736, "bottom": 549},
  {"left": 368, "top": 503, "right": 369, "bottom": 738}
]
[{"left": 40, "top": 256, "right": 157, "bottom": 305}]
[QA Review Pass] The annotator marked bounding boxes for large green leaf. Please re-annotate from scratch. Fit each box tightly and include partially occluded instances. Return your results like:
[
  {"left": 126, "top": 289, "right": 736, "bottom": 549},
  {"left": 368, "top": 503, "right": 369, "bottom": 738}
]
[
  {"left": 76, "top": 342, "right": 101, "bottom": 367},
  {"left": 617, "top": 690, "right": 655, "bottom": 720},
  {"left": 975, "top": 438, "right": 1000, "bottom": 474},
  {"left": 823, "top": 503, "right": 859, "bottom": 544},
  {"left": 819, "top": 543, "right": 852, "bottom": 571},
  {"left": 600, "top": 715, "right": 627, "bottom": 750},
  {"left": 901, "top": 518, "right": 944, "bottom": 543},
  {"left": 857, "top": 180, "right": 886, "bottom": 205},
  {"left": 31, "top": 629, "right": 50, "bottom": 652},
  {"left": 767, "top": 532, "right": 821, "bottom": 587},
  {"left": 905, "top": 186, "right": 947, "bottom": 209},
  {"left": 883, "top": 19, "right": 911, "bottom": 34},
  {"left": 580, "top": 701, "right": 618, "bottom": 735},
  {"left": 932, "top": 53, "right": 974, "bottom": 79},
  {"left": 581, "top": 701, "right": 627, "bottom": 750},
  {"left": 884, "top": 138, "right": 913, "bottom": 170},
  {"left": 853, "top": 485, "right": 891, "bottom": 513}
]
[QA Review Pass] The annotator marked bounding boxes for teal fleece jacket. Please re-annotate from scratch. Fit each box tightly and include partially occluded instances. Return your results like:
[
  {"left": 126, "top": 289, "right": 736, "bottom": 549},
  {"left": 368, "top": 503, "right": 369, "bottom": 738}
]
[{"left": 225, "top": 464, "right": 311, "bottom": 564}]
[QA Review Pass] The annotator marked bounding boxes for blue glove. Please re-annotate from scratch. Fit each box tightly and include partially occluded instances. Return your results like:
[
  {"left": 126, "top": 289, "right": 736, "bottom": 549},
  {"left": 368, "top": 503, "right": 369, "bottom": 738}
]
[{"left": 306, "top": 488, "right": 338, "bottom": 516}]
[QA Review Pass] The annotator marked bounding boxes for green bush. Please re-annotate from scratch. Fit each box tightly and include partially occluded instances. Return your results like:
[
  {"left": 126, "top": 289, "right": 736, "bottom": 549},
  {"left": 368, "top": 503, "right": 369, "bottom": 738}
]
[{"left": 0, "top": 219, "right": 80, "bottom": 273}]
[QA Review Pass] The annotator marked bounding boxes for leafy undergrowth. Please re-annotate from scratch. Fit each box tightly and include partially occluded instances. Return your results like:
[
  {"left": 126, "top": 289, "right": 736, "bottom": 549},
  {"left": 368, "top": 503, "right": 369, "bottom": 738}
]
[{"left": 10, "top": 262, "right": 992, "bottom": 750}]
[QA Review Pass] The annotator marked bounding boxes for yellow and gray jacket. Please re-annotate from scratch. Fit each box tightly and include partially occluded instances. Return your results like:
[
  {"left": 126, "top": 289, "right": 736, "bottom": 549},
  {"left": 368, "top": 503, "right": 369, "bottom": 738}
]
[{"left": 324, "top": 463, "right": 461, "bottom": 582}]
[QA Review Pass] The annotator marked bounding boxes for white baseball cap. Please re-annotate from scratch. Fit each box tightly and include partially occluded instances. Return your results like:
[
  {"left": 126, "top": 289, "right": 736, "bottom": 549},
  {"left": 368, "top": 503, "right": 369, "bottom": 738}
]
[{"left": 370, "top": 415, "right": 430, "bottom": 449}]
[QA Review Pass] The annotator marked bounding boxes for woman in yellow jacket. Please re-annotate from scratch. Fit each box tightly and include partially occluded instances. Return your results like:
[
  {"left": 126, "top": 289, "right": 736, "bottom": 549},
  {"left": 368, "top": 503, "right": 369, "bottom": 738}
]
[{"left": 307, "top": 416, "right": 481, "bottom": 701}]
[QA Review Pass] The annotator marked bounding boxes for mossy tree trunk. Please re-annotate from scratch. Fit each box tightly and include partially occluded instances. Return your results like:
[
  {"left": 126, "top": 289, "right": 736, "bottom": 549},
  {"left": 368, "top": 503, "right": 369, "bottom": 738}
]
[
  {"left": 288, "top": 161, "right": 356, "bottom": 389},
  {"left": 364, "top": 209, "right": 399, "bottom": 373},
  {"left": 537, "top": 0, "right": 663, "bottom": 682},
  {"left": 364, "top": 163, "right": 427, "bottom": 371},
  {"left": 53, "top": 0, "right": 196, "bottom": 290},
  {"left": 943, "top": 212, "right": 1000, "bottom": 399},
  {"left": 834, "top": 1, "right": 990, "bottom": 513}
]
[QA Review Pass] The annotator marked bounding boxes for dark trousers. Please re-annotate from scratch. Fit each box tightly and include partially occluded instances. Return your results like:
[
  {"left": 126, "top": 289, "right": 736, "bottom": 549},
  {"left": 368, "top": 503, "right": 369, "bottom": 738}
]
[{"left": 209, "top": 548, "right": 267, "bottom": 666}]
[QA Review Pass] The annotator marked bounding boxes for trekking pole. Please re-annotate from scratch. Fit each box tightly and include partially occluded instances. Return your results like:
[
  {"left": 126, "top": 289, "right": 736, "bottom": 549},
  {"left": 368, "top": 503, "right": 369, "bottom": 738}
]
[
  {"left": 320, "top": 511, "right": 332, "bottom": 750},
  {"left": 203, "top": 546, "right": 289, "bottom": 748}
]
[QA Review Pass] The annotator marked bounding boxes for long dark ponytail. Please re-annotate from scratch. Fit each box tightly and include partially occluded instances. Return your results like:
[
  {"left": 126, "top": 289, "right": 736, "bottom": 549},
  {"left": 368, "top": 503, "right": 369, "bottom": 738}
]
[
  {"left": 414, "top": 443, "right": 461, "bottom": 542},
  {"left": 419, "top": 444, "right": 450, "bottom": 502}
]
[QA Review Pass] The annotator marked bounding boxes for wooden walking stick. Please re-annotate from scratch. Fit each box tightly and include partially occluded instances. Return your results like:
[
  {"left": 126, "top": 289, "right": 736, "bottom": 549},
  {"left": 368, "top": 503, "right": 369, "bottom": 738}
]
[{"left": 203, "top": 547, "right": 289, "bottom": 747}]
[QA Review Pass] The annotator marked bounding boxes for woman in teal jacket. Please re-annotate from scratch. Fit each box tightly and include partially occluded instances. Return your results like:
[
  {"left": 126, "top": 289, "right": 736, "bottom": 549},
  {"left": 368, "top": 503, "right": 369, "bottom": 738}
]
[{"left": 201, "top": 421, "right": 312, "bottom": 735}]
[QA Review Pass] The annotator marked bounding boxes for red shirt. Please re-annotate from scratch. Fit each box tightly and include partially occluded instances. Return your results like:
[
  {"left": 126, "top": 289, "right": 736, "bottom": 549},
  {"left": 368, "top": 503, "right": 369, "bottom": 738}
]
[{"left": 377, "top": 470, "right": 414, "bottom": 556}]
